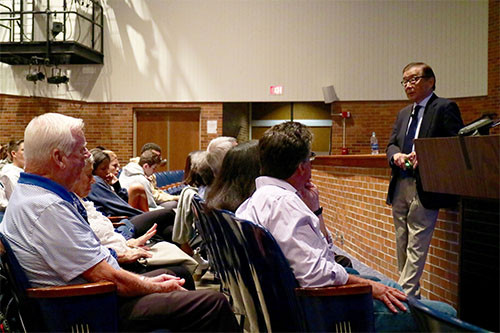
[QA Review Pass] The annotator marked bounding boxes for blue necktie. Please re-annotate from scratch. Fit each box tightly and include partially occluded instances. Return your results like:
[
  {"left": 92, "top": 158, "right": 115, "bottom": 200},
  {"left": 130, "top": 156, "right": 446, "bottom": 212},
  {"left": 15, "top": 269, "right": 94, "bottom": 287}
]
[{"left": 402, "top": 105, "right": 421, "bottom": 154}]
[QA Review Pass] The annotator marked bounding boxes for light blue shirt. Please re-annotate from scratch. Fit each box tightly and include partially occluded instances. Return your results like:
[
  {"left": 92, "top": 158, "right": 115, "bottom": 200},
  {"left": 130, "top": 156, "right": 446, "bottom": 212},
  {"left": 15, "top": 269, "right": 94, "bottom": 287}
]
[
  {"left": 0, "top": 172, "right": 120, "bottom": 288},
  {"left": 236, "top": 176, "right": 348, "bottom": 288}
]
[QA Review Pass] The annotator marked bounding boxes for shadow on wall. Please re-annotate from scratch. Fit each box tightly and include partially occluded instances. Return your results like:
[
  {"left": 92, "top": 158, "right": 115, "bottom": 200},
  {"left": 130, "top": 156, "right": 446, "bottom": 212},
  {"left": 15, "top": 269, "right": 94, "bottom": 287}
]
[{"left": 99, "top": 0, "right": 194, "bottom": 101}]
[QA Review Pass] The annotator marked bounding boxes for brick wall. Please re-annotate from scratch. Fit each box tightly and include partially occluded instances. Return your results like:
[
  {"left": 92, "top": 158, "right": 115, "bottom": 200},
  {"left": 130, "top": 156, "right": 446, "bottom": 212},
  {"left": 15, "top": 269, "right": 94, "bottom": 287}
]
[
  {"left": 330, "top": 0, "right": 499, "bottom": 155},
  {"left": 313, "top": 164, "right": 460, "bottom": 306},
  {"left": 317, "top": 0, "right": 498, "bottom": 309},
  {"left": 330, "top": 97, "right": 498, "bottom": 155},
  {"left": 0, "top": 98, "right": 223, "bottom": 165}
]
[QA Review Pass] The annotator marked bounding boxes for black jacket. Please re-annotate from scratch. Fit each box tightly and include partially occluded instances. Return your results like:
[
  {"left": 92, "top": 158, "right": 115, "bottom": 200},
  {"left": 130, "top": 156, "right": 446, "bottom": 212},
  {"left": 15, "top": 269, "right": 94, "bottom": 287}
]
[{"left": 386, "top": 93, "right": 464, "bottom": 209}]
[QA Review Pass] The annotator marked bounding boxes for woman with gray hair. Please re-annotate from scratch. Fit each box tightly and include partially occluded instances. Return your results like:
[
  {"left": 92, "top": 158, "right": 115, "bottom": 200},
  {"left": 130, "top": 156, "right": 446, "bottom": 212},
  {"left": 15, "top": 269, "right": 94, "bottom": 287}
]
[
  {"left": 206, "top": 136, "right": 237, "bottom": 177},
  {"left": 72, "top": 155, "right": 196, "bottom": 290},
  {"left": 173, "top": 150, "right": 215, "bottom": 278}
]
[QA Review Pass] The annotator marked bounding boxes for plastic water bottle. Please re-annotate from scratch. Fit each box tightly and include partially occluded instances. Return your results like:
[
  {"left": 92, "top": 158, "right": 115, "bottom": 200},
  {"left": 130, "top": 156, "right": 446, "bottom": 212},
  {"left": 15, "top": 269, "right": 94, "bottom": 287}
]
[{"left": 370, "top": 132, "right": 379, "bottom": 155}]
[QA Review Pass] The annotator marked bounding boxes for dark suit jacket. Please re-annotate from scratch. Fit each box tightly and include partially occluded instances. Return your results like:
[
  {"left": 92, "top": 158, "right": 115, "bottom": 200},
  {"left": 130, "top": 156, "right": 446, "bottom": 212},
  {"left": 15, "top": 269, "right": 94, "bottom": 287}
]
[{"left": 386, "top": 93, "right": 464, "bottom": 209}]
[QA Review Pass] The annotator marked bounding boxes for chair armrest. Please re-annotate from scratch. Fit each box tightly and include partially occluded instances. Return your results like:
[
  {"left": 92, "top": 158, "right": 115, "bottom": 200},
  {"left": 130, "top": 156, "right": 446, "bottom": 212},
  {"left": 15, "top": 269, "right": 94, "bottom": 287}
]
[
  {"left": 295, "top": 283, "right": 372, "bottom": 297},
  {"left": 295, "top": 283, "right": 375, "bottom": 332},
  {"left": 112, "top": 222, "right": 126, "bottom": 227},
  {"left": 108, "top": 216, "right": 128, "bottom": 222},
  {"left": 27, "top": 281, "right": 116, "bottom": 298}
]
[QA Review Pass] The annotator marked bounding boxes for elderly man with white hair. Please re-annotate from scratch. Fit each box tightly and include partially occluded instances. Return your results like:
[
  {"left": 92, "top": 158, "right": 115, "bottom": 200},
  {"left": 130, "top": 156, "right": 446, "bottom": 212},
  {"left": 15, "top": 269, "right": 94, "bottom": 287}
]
[{"left": 0, "top": 113, "right": 238, "bottom": 332}]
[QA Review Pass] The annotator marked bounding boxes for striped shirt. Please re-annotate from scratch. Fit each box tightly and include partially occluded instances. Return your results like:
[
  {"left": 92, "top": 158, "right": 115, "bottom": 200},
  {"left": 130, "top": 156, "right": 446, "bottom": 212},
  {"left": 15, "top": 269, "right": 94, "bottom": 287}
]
[{"left": 0, "top": 172, "right": 120, "bottom": 288}]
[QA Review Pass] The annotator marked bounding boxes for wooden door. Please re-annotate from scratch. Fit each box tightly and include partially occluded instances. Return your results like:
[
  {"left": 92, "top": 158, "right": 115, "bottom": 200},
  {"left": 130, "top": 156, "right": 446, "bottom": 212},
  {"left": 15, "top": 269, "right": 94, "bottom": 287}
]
[{"left": 135, "top": 110, "right": 200, "bottom": 171}]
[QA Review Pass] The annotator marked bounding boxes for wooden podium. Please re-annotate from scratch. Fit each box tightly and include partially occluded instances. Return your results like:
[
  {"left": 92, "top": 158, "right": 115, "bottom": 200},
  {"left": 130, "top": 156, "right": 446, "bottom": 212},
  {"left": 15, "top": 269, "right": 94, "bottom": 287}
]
[{"left": 415, "top": 135, "right": 499, "bottom": 332}]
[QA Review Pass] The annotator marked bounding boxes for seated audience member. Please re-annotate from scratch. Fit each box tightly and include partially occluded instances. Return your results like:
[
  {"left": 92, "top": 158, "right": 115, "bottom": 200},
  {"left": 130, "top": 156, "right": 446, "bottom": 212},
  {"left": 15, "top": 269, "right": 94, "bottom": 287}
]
[
  {"left": 0, "top": 144, "right": 9, "bottom": 220},
  {"left": 0, "top": 182, "right": 6, "bottom": 222},
  {"left": 72, "top": 156, "right": 195, "bottom": 290},
  {"left": 206, "top": 140, "right": 353, "bottom": 269},
  {"left": 0, "top": 139, "right": 25, "bottom": 200},
  {"left": 100, "top": 149, "right": 130, "bottom": 202},
  {"left": 206, "top": 136, "right": 237, "bottom": 178},
  {"left": 87, "top": 149, "right": 176, "bottom": 242},
  {"left": 0, "top": 113, "right": 238, "bottom": 332},
  {"left": 236, "top": 121, "right": 456, "bottom": 332},
  {"left": 132, "top": 143, "right": 179, "bottom": 208},
  {"left": 205, "top": 140, "right": 260, "bottom": 212},
  {"left": 91, "top": 148, "right": 149, "bottom": 212},
  {"left": 173, "top": 151, "right": 214, "bottom": 252},
  {"left": 120, "top": 150, "right": 163, "bottom": 210},
  {"left": 0, "top": 143, "right": 9, "bottom": 171},
  {"left": 173, "top": 151, "right": 215, "bottom": 276}
]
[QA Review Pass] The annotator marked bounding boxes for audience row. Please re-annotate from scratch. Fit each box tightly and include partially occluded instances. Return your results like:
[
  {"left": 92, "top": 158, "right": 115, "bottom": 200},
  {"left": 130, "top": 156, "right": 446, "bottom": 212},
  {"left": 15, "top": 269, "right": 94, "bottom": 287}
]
[{"left": 0, "top": 109, "right": 458, "bottom": 331}]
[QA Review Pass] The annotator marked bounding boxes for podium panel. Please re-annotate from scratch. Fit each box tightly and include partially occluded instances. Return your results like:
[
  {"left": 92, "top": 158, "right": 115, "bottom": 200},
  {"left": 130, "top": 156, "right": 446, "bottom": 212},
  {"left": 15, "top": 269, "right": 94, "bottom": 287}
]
[
  {"left": 415, "top": 134, "right": 499, "bottom": 331},
  {"left": 415, "top": 135, "right": 499, "bottom": 199}
]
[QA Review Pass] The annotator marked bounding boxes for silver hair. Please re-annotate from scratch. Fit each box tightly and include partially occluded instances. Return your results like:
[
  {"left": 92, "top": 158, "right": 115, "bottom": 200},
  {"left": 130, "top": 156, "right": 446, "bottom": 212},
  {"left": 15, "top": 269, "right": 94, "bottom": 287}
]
[
  {"left": 190, "top": 150, "right": 209, "bottom": 170},
  {"left": 24, "top": 113, "right": 85, "bottom": 167},
  {"left": 206, "top": 136, "right": 237, "bottom": 176}
]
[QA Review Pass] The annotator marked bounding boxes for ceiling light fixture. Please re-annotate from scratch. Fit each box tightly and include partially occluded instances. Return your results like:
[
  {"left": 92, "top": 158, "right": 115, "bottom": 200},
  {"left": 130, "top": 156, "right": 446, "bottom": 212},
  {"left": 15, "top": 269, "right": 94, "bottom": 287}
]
[
  {"left": 26, "top": 64, "right": 45, "bottom": 83},
  {"left": 47, "top": 67, "right": 69, "bottom": 85}
]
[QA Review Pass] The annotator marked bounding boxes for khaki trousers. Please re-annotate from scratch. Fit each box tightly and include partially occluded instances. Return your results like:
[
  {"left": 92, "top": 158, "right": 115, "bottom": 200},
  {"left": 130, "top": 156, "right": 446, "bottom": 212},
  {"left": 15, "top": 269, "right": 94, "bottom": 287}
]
[{"left": 392, "top": 177, "right": 439, "bottom": 297}]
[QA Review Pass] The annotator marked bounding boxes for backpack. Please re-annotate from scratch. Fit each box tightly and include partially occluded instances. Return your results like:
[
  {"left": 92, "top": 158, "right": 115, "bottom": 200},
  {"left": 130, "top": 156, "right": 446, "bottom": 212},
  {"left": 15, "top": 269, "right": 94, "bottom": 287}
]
[{"left": 0, "top": 264, "right": 24, "bottom": 333}]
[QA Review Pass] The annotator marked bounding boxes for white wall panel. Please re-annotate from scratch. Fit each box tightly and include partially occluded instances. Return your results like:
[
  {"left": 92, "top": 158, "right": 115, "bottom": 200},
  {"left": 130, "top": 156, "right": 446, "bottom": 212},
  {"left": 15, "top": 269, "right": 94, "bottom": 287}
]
[{"left": 0, "top": 0, "right": 488, "bottom": 102}]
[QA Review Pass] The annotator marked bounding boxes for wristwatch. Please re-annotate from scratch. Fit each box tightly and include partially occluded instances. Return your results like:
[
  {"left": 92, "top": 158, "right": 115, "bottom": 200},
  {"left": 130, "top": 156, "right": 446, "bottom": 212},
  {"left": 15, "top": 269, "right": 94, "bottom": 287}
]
[{"left": 313, "top": 207, "right": 323, "bottom": 216}]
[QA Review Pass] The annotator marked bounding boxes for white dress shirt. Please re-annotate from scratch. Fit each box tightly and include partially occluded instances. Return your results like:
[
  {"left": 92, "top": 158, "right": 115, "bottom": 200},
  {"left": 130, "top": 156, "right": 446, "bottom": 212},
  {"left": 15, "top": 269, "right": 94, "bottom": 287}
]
[{"left": 236, "top": 176, "right": 348, "bottom": 288}]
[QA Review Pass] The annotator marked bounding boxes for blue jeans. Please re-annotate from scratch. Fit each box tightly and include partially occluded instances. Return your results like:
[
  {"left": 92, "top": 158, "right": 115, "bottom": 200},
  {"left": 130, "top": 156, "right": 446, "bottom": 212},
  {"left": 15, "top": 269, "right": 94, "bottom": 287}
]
[{"left": 370, "top": 278, "right": 456, "bottom": 332}]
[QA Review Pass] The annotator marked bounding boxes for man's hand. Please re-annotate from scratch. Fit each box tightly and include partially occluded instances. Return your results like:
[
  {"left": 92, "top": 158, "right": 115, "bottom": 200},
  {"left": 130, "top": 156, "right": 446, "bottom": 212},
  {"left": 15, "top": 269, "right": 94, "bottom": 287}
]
[
  {"left": 348, "top": 275, "right": 407, "bottom": 313},
  {"left": 371, "top": 280, "right": 407, "bottom": 313},
  {"left": 152, "top": 277, "right": 186, "bottom": 292},
  {"left": 298, "top": 181, "right": 320, "bottom": 212},
  {"left": 298, "top": 181, "right": 330, "bottom": 239},
  {"left": 392, "top": 152, "right": 418, "bottom": 170},
  {"left": 407, "top": 151, "right": 418, "bottom": 168},
  {"left": 159, "top": 279, "right": 187, "bottom": 292},
  {"left": 147, "top": 274, "right": 181, "bottom": 283},
  {"left": 140, "top": 274, "right": 186, "bottom": 292}
]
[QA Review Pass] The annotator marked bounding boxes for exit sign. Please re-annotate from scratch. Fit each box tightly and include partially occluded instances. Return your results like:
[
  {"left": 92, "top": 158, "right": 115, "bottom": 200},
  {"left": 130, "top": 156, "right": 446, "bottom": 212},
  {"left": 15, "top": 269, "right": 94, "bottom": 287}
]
[{"left": 270, "top": 85, "right": 283, "bottom": 95}]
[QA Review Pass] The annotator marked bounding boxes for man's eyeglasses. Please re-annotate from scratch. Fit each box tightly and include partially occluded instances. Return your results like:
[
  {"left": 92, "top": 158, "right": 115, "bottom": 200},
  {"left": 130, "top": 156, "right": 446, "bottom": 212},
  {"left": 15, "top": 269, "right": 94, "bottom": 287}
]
[
  {"left": 309, "top": 151, "right": 316, "bottom": 162},
  {"left": 401, "top": 76, "right": 429, "bottom": 87}
]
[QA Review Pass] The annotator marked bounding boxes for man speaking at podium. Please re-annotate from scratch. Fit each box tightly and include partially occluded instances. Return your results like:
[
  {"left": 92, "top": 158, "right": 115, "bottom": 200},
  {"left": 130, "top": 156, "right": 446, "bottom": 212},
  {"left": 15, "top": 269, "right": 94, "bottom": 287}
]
[{"left": 386, "top": 62, "right": 464, "bottom": 297}]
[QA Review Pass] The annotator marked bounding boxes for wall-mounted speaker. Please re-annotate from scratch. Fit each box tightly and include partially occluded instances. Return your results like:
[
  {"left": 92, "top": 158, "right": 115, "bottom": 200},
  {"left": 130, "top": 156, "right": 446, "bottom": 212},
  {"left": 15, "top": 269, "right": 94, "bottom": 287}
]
[{"left": 322, "top": 85, "right": 338, "bottom": 104}]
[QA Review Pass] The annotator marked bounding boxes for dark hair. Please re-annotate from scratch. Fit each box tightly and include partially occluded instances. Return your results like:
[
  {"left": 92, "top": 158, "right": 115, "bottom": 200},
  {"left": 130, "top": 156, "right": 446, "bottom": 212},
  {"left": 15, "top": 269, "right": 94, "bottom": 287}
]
[
  {"left": 183, "top": 150, "right": 201, "bottom": 185},
  {"left": 259, "top": 121, "right": 312, "bottom": 180},
  {"left": 141, "top": 142, "right": 162, "bottom": 154},
  {"left": 139, "top": 150, "right": 161, "bottom": 167},
  {"left": 205, "top": 141, "right": 260, "bottom": 212},
  {"left": 403, "top": 62, "right": 436, "bottom": 90},
  {"left": 0, "top": 143, "right": 8, "bottom": 160},
  {"left": 7, "top": 139, "right": 24, "bottom": 160},
  {"left": 183, "top": 150, "right": 214, "bottom": 187},
  {"left": 90, "top": 148, "right": 110, "bottom": 174}
]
